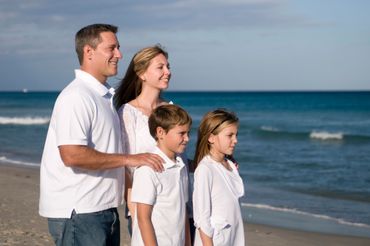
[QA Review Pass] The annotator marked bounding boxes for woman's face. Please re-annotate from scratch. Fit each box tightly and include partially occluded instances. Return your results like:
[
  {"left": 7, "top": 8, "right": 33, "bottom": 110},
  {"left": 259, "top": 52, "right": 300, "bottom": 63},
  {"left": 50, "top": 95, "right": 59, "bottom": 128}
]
[{"left": 140, "top": 53, "right": 171, "bottom": 91}]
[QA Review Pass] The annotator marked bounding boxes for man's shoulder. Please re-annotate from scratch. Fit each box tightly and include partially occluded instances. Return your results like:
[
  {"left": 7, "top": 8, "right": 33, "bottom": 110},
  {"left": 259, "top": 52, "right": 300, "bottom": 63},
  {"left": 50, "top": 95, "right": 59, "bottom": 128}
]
[{"left": 56, "top": 80, "right": 93, "bottom": 103}]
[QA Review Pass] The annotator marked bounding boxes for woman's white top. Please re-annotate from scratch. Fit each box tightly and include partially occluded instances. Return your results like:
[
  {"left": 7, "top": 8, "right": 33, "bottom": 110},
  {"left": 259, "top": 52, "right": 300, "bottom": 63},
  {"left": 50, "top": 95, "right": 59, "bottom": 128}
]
[
  {"left": 118, "top": 103, "right": 156, "bottom": 156},
  {"left": 193, "top": 155, "right": 245, "bottom": 246},
  {"left": 118, "top": 102, "right": 185, "bottom": 172}
]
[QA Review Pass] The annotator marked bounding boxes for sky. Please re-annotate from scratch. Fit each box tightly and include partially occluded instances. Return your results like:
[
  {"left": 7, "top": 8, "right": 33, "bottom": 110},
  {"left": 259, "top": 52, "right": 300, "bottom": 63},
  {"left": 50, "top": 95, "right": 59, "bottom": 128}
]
[{"left": 0, "top": 0, "right": 369, "bottom": 91}]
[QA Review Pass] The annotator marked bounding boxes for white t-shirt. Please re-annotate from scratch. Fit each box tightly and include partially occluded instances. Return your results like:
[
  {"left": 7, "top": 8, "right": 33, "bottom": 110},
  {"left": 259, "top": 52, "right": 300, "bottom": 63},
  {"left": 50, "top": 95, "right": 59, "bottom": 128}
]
[
  {"left": 131, "top": 147, "right": 189, "bottom": 246},
  {"left": 193, "top": 155, "right": 245, "bottom": 246},
  {"left": 39, "top": 69, "right": 124, "bottom": 218}
]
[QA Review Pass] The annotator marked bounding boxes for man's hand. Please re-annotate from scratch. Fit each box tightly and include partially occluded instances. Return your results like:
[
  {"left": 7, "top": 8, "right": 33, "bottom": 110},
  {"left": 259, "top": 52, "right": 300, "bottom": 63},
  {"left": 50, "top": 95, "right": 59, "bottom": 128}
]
[{"left": 125, "top": 153, "right": 164, "bottom": 172}]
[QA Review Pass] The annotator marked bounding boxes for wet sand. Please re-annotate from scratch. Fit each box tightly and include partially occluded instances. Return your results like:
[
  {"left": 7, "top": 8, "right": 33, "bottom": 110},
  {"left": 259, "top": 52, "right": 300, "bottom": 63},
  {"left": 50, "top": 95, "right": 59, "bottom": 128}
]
[{"left": 1, "top": 164, "right": 369, "bottom": 246}]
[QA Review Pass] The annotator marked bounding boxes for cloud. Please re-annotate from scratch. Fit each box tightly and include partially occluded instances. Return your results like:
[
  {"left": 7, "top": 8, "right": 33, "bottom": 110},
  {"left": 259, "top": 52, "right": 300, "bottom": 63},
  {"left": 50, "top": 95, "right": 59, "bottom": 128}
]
[{"left": 0, "top": 0, "right": 281, "bottom": 55}]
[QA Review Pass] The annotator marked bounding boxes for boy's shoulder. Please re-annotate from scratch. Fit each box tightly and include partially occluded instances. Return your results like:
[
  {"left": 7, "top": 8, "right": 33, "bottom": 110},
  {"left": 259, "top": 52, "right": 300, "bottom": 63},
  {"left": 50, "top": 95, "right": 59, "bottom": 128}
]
[{"left": 134, "top": 165, "right": 156, "bottom": 177}]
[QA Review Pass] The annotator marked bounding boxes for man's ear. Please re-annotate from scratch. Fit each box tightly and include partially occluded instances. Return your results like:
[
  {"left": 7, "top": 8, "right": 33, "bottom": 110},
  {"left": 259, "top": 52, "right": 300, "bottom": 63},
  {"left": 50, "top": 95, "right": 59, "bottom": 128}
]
[
  {"left": 84, "top": 45, "right": 94, "bottom": 60},
  {"left": 156, "top": 126, "right": 165, "bottom": 140}
]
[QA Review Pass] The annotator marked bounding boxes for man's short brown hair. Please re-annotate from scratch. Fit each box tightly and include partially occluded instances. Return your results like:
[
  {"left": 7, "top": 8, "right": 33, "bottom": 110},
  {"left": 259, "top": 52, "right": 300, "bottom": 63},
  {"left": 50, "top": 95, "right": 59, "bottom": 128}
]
[{"left": 75, "top": 24, "right": 118, "bottom": 65}]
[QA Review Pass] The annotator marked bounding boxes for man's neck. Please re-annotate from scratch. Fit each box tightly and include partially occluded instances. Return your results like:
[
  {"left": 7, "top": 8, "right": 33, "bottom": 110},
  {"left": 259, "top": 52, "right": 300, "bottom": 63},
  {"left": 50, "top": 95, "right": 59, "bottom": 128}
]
[{"left": 80, "top": 67, "right": 107, "bottom": 84}]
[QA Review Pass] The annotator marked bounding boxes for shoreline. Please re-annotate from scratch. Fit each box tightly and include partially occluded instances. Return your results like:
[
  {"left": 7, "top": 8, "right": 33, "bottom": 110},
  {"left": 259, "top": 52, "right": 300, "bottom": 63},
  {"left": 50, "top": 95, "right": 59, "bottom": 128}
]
[{"left": 1, "top": 163, "right": 370, "bottom": 246}]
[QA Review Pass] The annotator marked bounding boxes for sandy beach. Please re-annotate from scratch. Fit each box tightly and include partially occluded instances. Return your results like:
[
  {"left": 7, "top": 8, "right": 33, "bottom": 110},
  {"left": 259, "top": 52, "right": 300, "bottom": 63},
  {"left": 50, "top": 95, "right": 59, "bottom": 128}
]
[{"left": 1, "top": 163, "right": 369, "bottom": 246}]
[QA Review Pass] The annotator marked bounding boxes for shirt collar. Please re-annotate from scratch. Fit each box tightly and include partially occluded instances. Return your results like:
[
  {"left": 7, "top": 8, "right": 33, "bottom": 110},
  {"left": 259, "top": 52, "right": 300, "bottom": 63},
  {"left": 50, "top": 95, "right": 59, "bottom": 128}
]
[
  {"left": 153, "top": 146, "right": 185, "bottom": 170},
  {"left": 75, "top": 69, "right": 114, "bottom": 97}
]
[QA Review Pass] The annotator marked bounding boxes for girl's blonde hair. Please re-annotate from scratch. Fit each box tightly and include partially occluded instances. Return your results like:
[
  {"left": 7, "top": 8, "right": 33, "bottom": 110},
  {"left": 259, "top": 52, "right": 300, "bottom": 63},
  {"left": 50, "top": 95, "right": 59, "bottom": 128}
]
[
  {"left": 114, "top": 44, "right": 168, "bottom": 109},
  {"left": 194, "top": 109, "right": 239, "bottom": 168}
]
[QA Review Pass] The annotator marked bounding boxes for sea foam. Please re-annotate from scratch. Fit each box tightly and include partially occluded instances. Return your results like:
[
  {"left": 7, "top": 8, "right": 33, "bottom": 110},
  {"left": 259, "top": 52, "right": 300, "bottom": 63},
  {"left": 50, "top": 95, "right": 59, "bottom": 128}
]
[
  {"left": 261, "top": 126, "right": 280, "bottom": 132},
  {"left": 309, "top": 131, "right": 343, "bottom": 140},
  {"left": 0, "top": 156, "right": 40, "bottom": 167},
  {"left": 0, "top": 116, "right": 50, "bottom": 125},
  {"left": 241, "top": 203, "right": 370, "bottom": 229}
]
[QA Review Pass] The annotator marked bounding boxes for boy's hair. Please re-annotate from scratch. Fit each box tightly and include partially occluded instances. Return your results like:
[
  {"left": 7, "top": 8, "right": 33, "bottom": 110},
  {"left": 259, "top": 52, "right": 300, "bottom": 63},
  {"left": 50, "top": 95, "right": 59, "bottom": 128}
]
[
  {"left": 149, "top": 104, "right": 192, "bottom": 140},
  {"left": 75, "top": 23, "right": 118, "bottom": 65},
  {"left": 193, "top": 108, "right": 239, "bottom": 167}
]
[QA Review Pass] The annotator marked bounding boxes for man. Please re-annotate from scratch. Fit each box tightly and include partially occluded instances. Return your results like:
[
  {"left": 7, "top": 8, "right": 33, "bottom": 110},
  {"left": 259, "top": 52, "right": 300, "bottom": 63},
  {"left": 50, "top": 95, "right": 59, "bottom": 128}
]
[{"left": 39, "top": 24, "right": 163, "bottom": 246}]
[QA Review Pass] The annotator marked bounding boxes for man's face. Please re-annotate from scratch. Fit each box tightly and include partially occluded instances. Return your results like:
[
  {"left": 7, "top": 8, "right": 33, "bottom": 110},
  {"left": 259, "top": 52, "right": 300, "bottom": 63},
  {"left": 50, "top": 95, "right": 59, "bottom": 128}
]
[{"left": 88, "top": 31, "right": 122, "bottom": 83}]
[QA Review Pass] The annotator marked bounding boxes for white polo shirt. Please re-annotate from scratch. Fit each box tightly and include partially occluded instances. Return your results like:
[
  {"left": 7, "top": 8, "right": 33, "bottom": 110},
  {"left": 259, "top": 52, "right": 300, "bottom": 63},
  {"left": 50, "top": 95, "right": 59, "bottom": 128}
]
[
  {"left": 39, "top": 69, "right": 124, "bottom": 218},
  {"left": 131, "top": 147, "right": 188, "bottom": 246}
]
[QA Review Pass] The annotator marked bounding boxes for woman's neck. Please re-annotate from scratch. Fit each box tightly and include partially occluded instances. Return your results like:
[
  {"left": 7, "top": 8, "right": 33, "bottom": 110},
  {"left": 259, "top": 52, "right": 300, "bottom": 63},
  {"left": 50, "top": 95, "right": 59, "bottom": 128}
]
[{"left": 135, "top": 89, "right": 161, "bottom": 115}]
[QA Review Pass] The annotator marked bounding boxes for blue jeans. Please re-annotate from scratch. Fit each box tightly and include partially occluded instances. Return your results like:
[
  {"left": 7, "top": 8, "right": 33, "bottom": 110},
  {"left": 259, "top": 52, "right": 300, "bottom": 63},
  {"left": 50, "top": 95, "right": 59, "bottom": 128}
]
[{"left": 48, "top": 208, "right": 120, "bottom": 246}]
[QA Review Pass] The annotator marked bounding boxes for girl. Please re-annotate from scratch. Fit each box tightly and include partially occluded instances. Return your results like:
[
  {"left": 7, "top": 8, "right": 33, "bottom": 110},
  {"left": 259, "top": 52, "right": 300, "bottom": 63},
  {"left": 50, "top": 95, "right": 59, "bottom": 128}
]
[{"left": 193, "top": 109, "right": 245, "bottom": 246}]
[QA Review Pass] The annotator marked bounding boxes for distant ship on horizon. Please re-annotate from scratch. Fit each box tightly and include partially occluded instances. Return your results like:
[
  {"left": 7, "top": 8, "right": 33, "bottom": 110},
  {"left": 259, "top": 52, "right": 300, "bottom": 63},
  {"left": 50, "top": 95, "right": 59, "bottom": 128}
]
[{"left": 22, "top": 88, "right": 28, "bottom": 93}]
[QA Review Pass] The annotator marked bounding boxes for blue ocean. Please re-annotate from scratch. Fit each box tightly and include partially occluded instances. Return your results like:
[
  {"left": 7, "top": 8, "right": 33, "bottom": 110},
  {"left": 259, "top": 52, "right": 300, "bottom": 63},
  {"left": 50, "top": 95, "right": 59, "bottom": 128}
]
[{"left": 1, "top": 91, "right": 370, "bottom": 237}]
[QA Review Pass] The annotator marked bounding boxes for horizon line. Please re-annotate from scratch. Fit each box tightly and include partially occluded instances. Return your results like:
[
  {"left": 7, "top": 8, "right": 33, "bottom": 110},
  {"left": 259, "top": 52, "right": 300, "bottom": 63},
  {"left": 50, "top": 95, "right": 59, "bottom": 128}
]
[{"left": 1, "top": 89, "right": 370, "bottom": 93}]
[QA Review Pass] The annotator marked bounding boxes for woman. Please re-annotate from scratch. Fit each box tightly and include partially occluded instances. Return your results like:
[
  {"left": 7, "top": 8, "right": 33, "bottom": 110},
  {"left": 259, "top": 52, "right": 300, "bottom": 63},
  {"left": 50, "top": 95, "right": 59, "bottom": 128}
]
[{"left": 114, "top": 45, "right": 171, "bottom": 235}]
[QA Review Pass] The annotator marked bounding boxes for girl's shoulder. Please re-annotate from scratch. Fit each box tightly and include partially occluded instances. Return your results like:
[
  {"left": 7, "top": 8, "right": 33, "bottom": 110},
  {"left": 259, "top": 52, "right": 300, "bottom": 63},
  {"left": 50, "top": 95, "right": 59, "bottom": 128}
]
[{"left": 194, "top": 157, "right": 215, "bottom": 174}]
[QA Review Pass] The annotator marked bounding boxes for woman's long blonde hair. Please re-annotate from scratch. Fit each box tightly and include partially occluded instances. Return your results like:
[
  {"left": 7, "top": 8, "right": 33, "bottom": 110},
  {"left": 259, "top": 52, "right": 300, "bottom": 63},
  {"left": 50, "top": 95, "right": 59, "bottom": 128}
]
[
  {"left": 194, "top": 109, "right": 239, "bottom": 168},
  {"left": 114, "top": 44, "right": 168, "bottom": 109}
]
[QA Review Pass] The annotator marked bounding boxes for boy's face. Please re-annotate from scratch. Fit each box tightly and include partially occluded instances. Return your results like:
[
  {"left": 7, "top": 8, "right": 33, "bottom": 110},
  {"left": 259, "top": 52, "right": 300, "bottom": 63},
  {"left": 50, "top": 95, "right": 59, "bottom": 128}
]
[{"left": 157, "top": 124, "right": 190, "bottom": 158}]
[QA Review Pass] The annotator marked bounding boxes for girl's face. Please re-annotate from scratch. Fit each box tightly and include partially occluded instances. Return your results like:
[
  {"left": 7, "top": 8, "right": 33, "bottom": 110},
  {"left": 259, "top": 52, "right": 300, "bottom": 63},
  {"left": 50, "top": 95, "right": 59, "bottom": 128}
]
[
  {"left": 140, "top": 53, "right": 171, "bottom": 91},
  {"left": 208, "top": 123, "right": 238, "bottom": 159}
]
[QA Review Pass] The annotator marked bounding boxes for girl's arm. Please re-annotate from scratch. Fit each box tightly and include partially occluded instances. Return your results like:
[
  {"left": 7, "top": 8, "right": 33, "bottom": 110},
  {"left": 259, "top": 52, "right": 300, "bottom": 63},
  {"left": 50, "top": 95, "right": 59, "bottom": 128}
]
[
  {"left": 193, "top": 165, "right": 215, "bottom": 245},
  {"left": 137, "top": 203, "right": 157, "bottom": 246}
]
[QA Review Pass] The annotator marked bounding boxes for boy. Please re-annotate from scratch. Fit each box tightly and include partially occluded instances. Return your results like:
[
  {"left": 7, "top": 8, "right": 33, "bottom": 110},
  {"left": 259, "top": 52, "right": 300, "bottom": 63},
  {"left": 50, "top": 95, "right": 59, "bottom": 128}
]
[{"left": 131, "top": 104, "right": 192, "bottom": 246}]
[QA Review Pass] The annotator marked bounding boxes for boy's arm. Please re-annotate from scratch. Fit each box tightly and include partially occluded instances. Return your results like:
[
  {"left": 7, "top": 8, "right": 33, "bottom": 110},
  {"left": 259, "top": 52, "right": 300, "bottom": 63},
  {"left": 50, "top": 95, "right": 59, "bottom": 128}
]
[{"left": 137, "top": 203, "right": 157, "bottom": 246}]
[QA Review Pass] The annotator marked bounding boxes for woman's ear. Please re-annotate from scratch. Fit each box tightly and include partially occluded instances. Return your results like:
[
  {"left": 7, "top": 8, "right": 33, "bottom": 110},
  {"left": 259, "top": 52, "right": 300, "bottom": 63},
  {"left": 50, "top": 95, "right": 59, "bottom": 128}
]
[{"left": 138, "top": 72, "right": 146, "bottom": 82}]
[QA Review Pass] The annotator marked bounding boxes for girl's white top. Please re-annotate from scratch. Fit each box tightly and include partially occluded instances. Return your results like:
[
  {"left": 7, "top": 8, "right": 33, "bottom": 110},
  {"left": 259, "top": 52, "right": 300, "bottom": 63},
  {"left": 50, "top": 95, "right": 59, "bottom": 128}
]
[{"left": 193, "top": 155, "right": 245, "bottom": 246}]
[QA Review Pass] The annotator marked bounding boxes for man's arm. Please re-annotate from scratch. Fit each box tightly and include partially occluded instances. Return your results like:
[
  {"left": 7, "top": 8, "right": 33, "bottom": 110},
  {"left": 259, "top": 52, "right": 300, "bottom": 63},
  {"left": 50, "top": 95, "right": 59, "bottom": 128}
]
[
  {"left": 137, "top": 203, "right": 157, "bottom": 246},
  {"left": 59, "top": 145, "right": 163, "bottom": 171}
]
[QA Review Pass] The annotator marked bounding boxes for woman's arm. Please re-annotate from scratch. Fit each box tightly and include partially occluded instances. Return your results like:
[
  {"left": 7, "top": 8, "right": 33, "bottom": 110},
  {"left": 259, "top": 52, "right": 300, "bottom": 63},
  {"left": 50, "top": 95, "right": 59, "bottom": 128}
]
[
  {"left": 124, "top": 168, "right": 136, "bottom": 224},
  {"left": 137, "top": 203, "right": 157, "bottom": 246},
  {"left": 185, "top": 213, "right": 191, "bottom": 246},
  {"left": 199, "top": 229, "right": 213, "bottom": 246}
]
